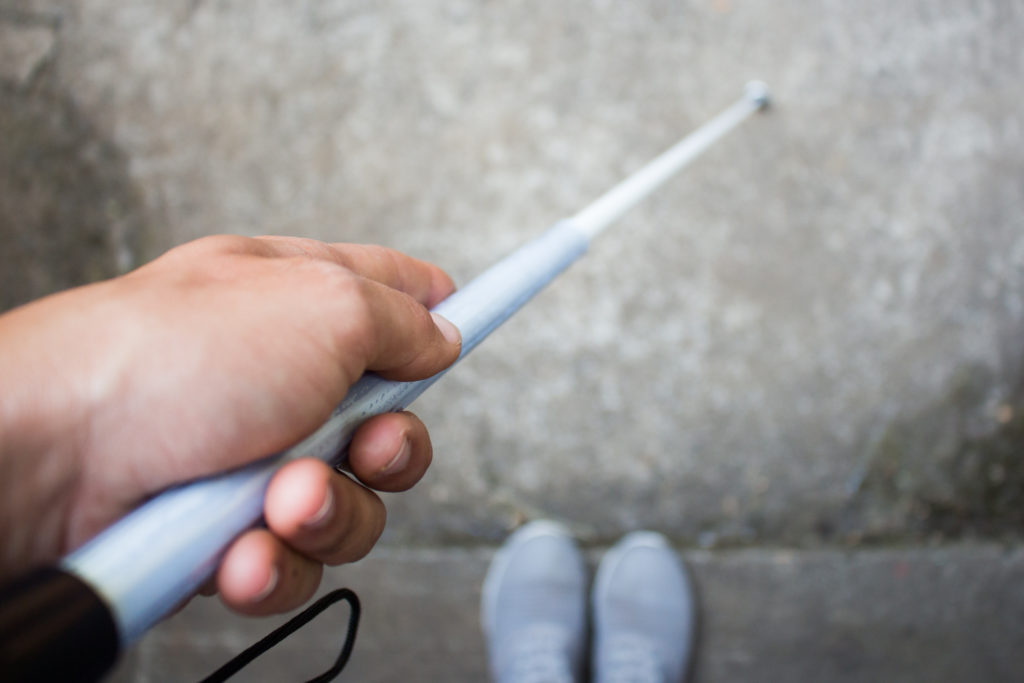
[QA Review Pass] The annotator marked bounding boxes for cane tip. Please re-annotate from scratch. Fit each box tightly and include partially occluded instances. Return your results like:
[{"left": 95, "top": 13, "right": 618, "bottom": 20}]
[{"left": 744, "top": 81, "right": 771, "bottom": 110}]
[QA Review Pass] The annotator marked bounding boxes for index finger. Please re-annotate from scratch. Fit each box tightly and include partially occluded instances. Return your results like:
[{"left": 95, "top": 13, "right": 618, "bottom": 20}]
[
  {"left": 254, "top": 236, "right": 456, "bottom": 308},
  {"left": 344, "top": 275, "right": 463, "bottom": 380}
]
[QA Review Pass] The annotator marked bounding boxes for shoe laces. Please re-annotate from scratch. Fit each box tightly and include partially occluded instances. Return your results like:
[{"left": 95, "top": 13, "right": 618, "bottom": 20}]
[
  {"left": 503, "top": 622, "right": 577, "bottom": 683},
  {"left": 598, "top": 632, "right": 663, "bottom": 683}
]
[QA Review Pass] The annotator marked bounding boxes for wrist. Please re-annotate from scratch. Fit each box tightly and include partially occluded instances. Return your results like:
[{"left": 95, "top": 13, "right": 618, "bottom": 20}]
[{"left": 0, "top": 300, "right": 86, "bottom": 579}]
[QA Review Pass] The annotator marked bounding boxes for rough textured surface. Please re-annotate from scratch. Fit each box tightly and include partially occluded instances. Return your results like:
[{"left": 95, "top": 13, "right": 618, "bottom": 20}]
[
  {"left": 0, "top": 7, "right": 149, "bottom": 311},
  {"left": 0, "top": 20, "right": 54, "bottom": 86},
  {"left": 3, "top": 0, "right": 1023, "bottom": 545},
  {"left": 2, "top": 2, "right": 1024, "bottom": 680},
  {"left": 108, "top": 544, "right": 1024, "bottom": 682},
  {"left": 0, "top": 83, "right": 149, "bottom": 310}
]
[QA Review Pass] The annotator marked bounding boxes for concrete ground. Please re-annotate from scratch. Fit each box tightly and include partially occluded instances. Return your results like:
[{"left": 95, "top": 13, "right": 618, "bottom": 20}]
[
  {"left": 2, "top": 0, "right": 1023, "bottom": 680},
  {"left": 111, "top": 544, "right": 1024, "bottom": 682}
]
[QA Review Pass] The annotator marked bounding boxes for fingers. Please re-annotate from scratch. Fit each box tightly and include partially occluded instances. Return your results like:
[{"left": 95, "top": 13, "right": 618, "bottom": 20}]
[
  {"left": 264, "top": 459, "right": 386, "bottom": 566},
  {"left": 351, "top": 277, "right": 462, "bottom": 380},
  {"left": 347, "top": 411, "right": 433, "bottom": 492},
  {"left": 248, "top": 235, "right": 464, "bottom": 380},
  {"left": 216, "top": 410, "right": 432, "bottom": 615},
  {"left": 335, "top": 244, "right": 456, "bottom": 308},
  {"left": 261, "top": 415, "right": 431, "bottom": 561},
  {"left": 216, "top": 528, "right": 323, "bottom": 615},
  {"left": 255, "top": 236, "right": 457, "bottom": 308},
  {"left": 259, "top": 237, "right": 464, "bottom": 379},
  {"left": 144, "top": 234, "right": 454, "bottom": 616},
  {"left": 218, "top": 459, "right": 386, "bottom": 615}
]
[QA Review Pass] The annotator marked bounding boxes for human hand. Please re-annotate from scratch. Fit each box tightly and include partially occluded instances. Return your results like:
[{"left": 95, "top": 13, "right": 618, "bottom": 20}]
[{"left": 0, "top": 234, "right": 461, "bottom": 615}]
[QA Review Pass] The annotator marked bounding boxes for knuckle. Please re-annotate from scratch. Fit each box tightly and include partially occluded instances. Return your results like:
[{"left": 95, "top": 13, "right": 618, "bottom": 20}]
[
  {"left": 150, "top": 234, "right": 262, "bottom": 281},
  {"left": 351, "top": 244, "right": 410, "bottom": 292},
  {"left": 326, "top": 272, "right": 378, "bottom": 349},
  {"left": 297, "top": 259, "right": 371, "bottom": 316},
  {"left": 319, "top": 489, "right": 384, "bottom": 565},
  {"left": 184, "top": 234, "right": 259, "bottom": 257},
  {"left": 311, "top": 259, "right": 366, "bottom": 303},
  {"left": 368, "top": 245, "right": 402, "bottom": 277}
]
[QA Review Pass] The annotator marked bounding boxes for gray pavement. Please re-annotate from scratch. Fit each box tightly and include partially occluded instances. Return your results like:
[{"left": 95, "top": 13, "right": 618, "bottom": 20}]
[
  {"left": 110, "top": 544, "right": 1024, "bottom": 682},
  {"left": 2, "top": 1, "right": 1024, "bottom": 680},
  {"left": 3, "top": 0, "right": 1023, "bottom": 545}
]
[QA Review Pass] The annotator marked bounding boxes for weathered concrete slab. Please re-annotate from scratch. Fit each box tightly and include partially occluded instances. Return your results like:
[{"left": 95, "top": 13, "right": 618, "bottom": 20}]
[
  {"left": 109, "top": 543, "right": 1024, "bottom": 682},
  {"left": 0, "top": 6, "right": 149, "bottom": 311},
  {"left": 3, "top": 5, "right": 1023, "bottom": 682},
  {"left": 0, "top": 21, "right": 54, "bottom": 86},
  {"left": 2, "top": 1, "right": 1024, "bottom": 545}
]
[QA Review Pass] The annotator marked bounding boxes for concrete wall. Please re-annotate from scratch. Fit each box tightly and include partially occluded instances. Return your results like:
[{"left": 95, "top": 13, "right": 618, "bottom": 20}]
[{"left": 2, "top": 0, "right": 1023, "bottom": 546}]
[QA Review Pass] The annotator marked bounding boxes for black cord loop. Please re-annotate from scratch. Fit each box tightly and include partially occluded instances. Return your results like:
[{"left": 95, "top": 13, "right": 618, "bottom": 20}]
[{"left": 199, "top": 588, "right": 361, "bottom": 683}]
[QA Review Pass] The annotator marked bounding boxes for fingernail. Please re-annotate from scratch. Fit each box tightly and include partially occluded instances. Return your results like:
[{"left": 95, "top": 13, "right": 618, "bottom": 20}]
[
  {"left": 252, "top": 566, "right": 278, "bottom": 603},
  {"left": 381, "top": 437, "right": 412, "bottom": 474},
  {"left": 303, "top": 488, "right": 335, "bottom": 529},
  {"left": 431, "top": 312, "right": 462, "bottom": 346}
]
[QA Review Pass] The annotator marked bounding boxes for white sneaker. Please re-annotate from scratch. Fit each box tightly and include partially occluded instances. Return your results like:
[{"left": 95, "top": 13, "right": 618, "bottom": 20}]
[
  {"left": 592, "top": 532, "right": 696, "bottom": 683},
  {"left": 482, "top": 521, "right": 588, "bottom": 683}
]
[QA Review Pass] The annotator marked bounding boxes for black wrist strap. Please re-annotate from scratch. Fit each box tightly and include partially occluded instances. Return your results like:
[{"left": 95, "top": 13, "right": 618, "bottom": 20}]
[{"left": 199, "top": 588, "right": 361, "bottom": 683}]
